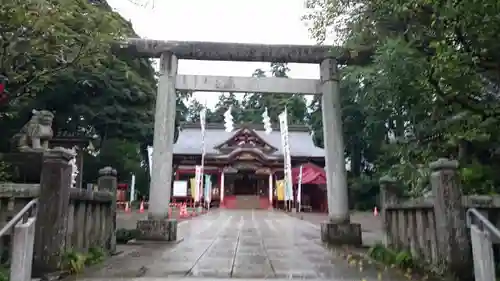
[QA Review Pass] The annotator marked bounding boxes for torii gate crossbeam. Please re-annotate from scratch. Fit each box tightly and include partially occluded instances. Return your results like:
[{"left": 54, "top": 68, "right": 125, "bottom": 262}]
[{"left": 125, "top": 39, "right": 362, "bottom": 246}]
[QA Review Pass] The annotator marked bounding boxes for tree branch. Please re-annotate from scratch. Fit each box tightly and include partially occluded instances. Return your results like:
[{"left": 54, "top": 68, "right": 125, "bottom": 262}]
[{"left": 12, "top": 44, "right": 85, "bottom": 97}]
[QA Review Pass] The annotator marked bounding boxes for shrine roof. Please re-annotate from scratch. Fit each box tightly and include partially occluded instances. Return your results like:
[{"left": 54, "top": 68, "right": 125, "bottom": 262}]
[{"left": 173, "top": 123, "right": 324, "bottom": 158}]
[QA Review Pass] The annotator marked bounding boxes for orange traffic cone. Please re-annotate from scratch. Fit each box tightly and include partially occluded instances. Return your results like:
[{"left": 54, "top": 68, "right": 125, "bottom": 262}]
[
  {"left": 139, "top": 201, "right": 145, "bottom": 213},
  {"left": 125, "top": 202, "right": 131, "bottom": 213},
  {"left": 180, "top": 203, "right": 188, "bottom": 218},
  {"left": 373, "top": 206, "right": 379, "bottom": 216}
]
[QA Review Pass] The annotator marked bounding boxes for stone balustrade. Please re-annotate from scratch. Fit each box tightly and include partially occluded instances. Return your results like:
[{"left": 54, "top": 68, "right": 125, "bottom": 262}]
[
  {"left": 0, "top": 148, "right": 117, "bottom": 278},
  {"left": 379, "top": 158, "right": 497, "bottom": 279}
]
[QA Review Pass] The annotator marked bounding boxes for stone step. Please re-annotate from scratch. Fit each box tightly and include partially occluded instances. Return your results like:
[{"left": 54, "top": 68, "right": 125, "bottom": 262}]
[{"left": 234, "top": 197, "right": 262, "bottom": 209}]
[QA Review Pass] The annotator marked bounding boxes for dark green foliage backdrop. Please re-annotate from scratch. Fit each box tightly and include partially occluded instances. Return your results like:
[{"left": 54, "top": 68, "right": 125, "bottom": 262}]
[{"left": 4, "top": 0, "right": 499, "bottom": 208}]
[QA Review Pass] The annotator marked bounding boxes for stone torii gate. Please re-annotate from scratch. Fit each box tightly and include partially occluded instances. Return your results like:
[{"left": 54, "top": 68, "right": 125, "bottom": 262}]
[{"left": 121, "top": 39, "right": 365, "bottom": 245}]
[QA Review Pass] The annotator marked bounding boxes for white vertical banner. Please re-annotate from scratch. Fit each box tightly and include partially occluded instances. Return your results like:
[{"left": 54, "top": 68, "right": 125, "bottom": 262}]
[
  {"left": 297, "top": 165, "right": 303, "bottom": 212},
  {"left": 200, "top": 108, "right": 206, "bottom": 158},
  {"left": 200, "top": 108, "right": 207, "bottom": 204},
  {"left": 204, "top": 175, "right": 212, "bottom": 210},
  {"left": 194, "top": 165, "right": 203, "bottom": 202},
  {"left": 220, "top": 172, "right": 225, "bottom": 203},
  {"left": 130, "top": 174, "right": 136, "bottom": 203},
  {"left": 200, "top": 108, "right": 206, "bottom": 142},
  {"left": 147, "top": 146, "right": 153, "bottom": 177},
  {"left": 224, "top": 106, "right": 234, "bottom": 132},
  {"left": 279, "top": 109, "right": 293, "bottom": 204}
]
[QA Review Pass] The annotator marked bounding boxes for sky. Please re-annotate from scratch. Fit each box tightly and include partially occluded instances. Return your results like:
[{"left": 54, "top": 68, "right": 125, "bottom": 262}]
[{"left": 107, "top": 0, "right": 321, "bottom": 109}]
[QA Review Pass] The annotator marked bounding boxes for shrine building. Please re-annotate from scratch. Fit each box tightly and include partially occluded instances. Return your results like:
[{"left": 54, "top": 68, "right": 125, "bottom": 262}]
[{"left": 172, "top": 123, "right": 326, "bottom": 210}]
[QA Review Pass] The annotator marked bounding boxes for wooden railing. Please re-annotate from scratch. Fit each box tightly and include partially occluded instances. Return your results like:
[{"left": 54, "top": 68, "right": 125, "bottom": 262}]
[{"left": 379, "top": 158, "right": 496, "bottom": 280}]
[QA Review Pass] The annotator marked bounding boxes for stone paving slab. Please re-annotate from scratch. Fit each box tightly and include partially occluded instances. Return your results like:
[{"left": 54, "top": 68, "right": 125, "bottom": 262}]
[
  {"left": 80, "top": 211, "right": 224, "bottom": 278},
  {"left": 78, "top": 209, "right": 425, "bottom": 281}
]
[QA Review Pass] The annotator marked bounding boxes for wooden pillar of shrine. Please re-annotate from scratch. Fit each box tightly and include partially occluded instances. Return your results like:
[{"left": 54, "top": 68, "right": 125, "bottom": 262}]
[{"left": 268, "top": 171, "right": 273, "bottom": 209}]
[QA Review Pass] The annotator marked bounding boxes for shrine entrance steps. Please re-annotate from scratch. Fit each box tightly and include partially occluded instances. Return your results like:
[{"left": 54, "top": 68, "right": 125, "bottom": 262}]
[
  {"left": 223, "top": 195, "right": 270, "bottom": 209},
  {"left": 78, "top": 210, "right": 422, "bottom": 281}
]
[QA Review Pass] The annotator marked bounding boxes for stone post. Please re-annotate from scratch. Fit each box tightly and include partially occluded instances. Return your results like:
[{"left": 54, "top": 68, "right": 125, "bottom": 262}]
[
  {"left": 10, "top": 217, "right": 36, "bottom": 281},
  {"left": 33, "top": 147, "right": 75, "bottom": 275},
  {"left": 98, "top": 167, "right": 117, "bottom": 253},
  {"left": 136, "top": 51, "right": 178, "bottom": 242},
  {"left": 379, "top": 175, "right": 399, "bottom": 247},
  {"left": 430, "top": 158, "right": 472, "bottom": 279},
  {"left": 319, "top": 58, "right": 362, "bottom": 246}
]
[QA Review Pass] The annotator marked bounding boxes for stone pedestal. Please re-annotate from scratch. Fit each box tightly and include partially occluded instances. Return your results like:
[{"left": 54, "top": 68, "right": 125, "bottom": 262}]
[
  {"left": 320, "top": 220, "right": 362, "bottom": 246},
  {"left": 135, "top": 218, "right": 178, "bottom": 242}
]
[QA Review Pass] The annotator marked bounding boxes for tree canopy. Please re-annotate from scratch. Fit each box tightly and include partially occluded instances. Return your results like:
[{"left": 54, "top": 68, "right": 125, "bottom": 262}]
[
  {"left": 0, "top": 0, "right": 156, "bottom": 189},
  {"left": 0, "top": 0, "right": 157, "bottom": 146},
  {"left": 5, "top": 0, "right": 497, "bottom": 203},
  {"left": 303, "top": 0, "right": 500, "bottom": 197}
]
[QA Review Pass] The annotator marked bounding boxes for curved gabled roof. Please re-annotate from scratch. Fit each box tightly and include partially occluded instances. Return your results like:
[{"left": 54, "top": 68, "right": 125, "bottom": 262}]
[{"left": 173, "top": 124, "right": 324, "bottom": 158}]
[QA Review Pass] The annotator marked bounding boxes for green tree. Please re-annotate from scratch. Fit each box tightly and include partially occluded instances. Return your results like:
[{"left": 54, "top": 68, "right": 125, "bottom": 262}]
[
  {"left": 241, "top": 63, "right": 308, "bottom": 126},
  {"left": 0, "top": 0, "right": 118, "bottom": 105},
  {"left": 185, "top": 98, "right": 218, "bottom": 123},
  {"left": 304, "top": 0, "right": 500, "bottom": 196},
  {"left": 83, "top": 138, "right": 150, "bottom": 195},
  {"left": 208, "top": 93, "right": 244, "bottom": 124},
  {"left": 185, "top": 99, "right": 205, "bottom": 123},
  {"left": 0, "top": 0, "right": 190, "bottom": 192},
  {"left": 0, "top": 0, "right": 159, "bottom": 151}
]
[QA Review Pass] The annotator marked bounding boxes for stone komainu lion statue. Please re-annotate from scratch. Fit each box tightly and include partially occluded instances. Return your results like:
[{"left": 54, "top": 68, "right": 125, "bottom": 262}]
[{"left": 16, "top": 109, "right": 54, "bottom": 151}]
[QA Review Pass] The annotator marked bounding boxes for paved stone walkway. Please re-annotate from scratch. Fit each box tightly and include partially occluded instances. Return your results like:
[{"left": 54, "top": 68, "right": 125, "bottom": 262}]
[{"left": 80, "top": 210, "right": 416, "bottom": 280}]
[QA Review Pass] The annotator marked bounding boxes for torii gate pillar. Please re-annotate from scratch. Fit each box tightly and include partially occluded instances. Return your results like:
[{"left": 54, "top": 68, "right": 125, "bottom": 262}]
[
  {"left": 135, "top": 52, "right": 179, "bottom": 242},
  {"left": 319, "top": 58, "right": 362, "bottom": 245},
  {"left": 122, "top": 39, "right": 362, "bottom": 246}
]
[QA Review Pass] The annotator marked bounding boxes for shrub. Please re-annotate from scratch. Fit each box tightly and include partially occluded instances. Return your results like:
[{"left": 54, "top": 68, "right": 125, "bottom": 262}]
[
  {"left": 62, "top": 247, "right": 107, "bottom": 274},
  {"left": 368, "top": 242, "right": 414, "bottom": 269}
]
